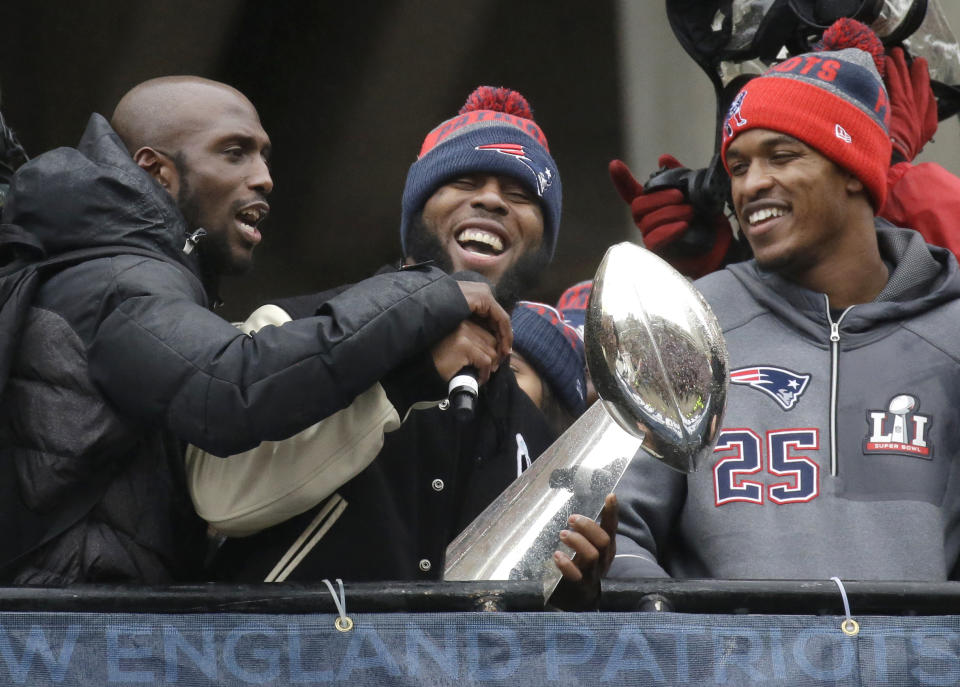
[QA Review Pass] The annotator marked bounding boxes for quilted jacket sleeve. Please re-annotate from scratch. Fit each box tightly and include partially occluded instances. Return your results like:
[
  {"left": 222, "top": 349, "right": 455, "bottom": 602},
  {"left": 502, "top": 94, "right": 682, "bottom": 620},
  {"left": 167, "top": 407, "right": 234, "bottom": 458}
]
[{"left": 88, "top": 259, "right": 469, "bottom": 456}]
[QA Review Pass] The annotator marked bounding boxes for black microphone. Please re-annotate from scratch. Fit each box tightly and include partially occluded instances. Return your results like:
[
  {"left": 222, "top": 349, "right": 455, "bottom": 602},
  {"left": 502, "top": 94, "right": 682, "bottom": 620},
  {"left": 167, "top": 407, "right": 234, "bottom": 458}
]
[{"left": 448, "top": 366, "right": 479, "bottom": 423}]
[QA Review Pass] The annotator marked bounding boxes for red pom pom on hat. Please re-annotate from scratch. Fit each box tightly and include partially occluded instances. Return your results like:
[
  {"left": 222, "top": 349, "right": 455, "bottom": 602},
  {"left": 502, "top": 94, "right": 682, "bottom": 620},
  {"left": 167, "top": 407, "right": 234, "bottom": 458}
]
[
  {"left": 459, "top": 86, "right": 534, "bottom": 119},
  {"left": 817, "top": 17, "right": 885, "bottom": 78}
]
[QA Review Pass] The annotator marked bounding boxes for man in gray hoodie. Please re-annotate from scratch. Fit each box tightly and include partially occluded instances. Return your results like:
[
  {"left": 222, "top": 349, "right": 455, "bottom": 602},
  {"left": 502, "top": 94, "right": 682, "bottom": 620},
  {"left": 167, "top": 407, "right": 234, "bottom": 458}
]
[{"left": 609, "top": 36, "right": 960, "bottom": 581}]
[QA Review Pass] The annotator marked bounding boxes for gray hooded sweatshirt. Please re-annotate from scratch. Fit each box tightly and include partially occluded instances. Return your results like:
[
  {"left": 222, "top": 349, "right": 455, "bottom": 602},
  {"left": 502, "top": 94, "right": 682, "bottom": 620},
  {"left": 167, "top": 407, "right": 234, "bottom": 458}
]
[{"left": 609, "top": 222, "right": 960, "bottom": 581}]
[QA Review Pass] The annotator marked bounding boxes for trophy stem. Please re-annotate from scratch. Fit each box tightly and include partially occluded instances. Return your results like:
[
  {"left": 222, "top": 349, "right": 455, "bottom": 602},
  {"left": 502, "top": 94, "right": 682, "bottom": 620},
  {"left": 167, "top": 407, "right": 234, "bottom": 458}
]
[{"left": 444, "top": 401, "right": 642, "bottom": 603}]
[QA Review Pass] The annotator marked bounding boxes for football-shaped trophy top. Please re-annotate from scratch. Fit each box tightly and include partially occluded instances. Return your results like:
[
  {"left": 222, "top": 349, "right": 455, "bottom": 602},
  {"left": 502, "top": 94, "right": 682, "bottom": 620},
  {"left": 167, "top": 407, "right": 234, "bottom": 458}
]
[{"left": 585, "top": 242, "right": 728, "bottom": 472}]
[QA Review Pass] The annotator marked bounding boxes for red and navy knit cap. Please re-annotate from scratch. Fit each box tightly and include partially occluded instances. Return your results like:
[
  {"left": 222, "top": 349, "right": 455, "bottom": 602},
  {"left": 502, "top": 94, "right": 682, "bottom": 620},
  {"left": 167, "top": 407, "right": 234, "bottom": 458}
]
[
  {"left": 721, "top": 19, "right": 891, "bottom": 210},
  {"left": 401, "top": 86, "right": 562, "bottom": 260},
  {"left": 555, "top": 279, "right": 592, "bottom": 340},
  {"left": 511, "top": 301, "right": 586, "bottom": 417}
]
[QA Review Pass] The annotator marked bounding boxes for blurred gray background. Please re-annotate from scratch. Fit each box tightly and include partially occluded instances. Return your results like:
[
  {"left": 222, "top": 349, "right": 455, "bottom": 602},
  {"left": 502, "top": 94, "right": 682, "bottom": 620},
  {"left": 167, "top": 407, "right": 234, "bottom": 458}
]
[{"left": 2, "top": 1, "right": 958, "bottom": 320}]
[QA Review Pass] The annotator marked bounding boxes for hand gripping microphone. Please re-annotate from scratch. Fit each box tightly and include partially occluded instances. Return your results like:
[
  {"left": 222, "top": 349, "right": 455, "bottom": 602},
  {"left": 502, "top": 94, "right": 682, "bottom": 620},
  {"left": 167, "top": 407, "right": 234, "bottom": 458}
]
[{"left": 448, "top": 366, "right": 479, "bottom": 423}]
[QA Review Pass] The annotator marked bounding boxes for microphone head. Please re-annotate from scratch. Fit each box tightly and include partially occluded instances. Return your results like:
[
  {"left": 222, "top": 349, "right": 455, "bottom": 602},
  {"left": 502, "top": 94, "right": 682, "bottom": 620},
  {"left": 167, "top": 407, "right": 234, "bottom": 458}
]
[
  {"left": 451, "top": 391, "right": 476, "bottom": 423},
  {"left": 448, "top": 367, "right": 479, "bottom": 423}
]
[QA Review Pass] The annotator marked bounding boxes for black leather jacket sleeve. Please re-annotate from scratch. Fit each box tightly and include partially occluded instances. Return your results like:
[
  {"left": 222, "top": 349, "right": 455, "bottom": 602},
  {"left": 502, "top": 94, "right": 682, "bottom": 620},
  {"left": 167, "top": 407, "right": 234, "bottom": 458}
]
[{"left": 88, "top": 258, "right": 469, "bottom": 456}]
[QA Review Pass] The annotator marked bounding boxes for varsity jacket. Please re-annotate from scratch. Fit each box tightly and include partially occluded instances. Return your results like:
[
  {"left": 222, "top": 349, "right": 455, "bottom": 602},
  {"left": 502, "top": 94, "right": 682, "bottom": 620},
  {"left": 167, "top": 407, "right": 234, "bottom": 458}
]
[
  {"left": 609, "top": 222, "right": 960, "bottom": 581},
  {"left": 211, "top": 287, "right": 557, "bottom": 582},
  {"left": 0, "top": 115, "right": 470, "bottom": 584}
]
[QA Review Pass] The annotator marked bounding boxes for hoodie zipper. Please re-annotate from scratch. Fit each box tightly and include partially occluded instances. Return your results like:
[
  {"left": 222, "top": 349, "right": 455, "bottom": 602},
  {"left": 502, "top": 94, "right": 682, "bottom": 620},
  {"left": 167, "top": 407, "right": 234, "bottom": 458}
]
[{"left": 825, "top": 296, "right": 853, "bottom": 476}]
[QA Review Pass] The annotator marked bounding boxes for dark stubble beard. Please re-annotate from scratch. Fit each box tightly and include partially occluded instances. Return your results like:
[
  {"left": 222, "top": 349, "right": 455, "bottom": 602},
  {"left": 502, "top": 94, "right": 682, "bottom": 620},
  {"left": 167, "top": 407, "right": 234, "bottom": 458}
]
[
  {"left": 750, "top": 241, "right": 816, "bottom": 281},
  {"left": 405, "top": 212, "right": 550, "bottom": 310},
  {"left": 173, "top": 152, "right": 251, "bottom": 278}
]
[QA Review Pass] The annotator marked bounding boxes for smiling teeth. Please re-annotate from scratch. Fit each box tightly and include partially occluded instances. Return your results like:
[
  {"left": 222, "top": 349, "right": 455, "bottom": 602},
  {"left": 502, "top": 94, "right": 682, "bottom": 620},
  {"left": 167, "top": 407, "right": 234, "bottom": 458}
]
[
  {"left": 748, "top": 207, "right": 785, "bottom": 225},
  {"left": 457, "top": 229, "right": 504, "bottom": 253}
]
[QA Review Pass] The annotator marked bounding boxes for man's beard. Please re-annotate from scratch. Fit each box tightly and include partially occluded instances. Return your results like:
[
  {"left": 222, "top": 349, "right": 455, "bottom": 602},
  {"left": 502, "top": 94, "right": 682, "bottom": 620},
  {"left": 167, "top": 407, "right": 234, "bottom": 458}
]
[
  {"left": 405, "top": 213, "right": 549, "bottom": 309},
  {"left": 173, "top": 153, "right": 250, "bottom": 277},
  {"left": 751, "top": 244, "right": 815, "bottom": 281}
]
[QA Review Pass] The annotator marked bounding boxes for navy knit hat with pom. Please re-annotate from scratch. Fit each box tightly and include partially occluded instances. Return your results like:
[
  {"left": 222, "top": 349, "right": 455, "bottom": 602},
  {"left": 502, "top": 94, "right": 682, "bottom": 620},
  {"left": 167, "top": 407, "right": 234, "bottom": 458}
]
[
  {"left": 401, "top": 86, "right": 562, "bottom": 260},
  {"left": 512, "top": 301, "right": 586, "bottom": 417}
]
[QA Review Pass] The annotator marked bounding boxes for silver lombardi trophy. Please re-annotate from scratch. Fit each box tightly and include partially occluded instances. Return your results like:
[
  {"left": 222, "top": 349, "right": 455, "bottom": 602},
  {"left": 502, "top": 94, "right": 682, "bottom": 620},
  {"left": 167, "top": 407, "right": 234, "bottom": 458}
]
[{"left": 444, "top": 242, "right": 729, "bottom": 601}]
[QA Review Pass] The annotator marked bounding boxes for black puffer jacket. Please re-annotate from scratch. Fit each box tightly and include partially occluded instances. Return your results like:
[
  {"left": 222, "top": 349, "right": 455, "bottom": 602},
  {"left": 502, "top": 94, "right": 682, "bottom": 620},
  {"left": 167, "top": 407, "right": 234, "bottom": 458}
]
[{"left": 0, "top": 115, "right": 471, "bottom": 584}]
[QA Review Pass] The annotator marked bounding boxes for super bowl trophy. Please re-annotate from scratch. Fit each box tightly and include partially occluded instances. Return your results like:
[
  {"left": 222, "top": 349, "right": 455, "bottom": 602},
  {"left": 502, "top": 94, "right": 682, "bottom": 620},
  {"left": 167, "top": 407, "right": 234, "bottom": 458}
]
[{"left": 444, "top": 242, "right": 728, "bottom": 601}]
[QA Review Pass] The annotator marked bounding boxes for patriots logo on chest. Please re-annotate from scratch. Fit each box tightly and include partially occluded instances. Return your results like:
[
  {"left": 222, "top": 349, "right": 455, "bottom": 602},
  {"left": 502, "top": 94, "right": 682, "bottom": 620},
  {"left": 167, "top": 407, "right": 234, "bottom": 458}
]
[
  {"left": 730, "top": 366, "right": 811, "bottom": 410},
  {"left": 863, "top": 394, "right": 933, "bottom": 459}
]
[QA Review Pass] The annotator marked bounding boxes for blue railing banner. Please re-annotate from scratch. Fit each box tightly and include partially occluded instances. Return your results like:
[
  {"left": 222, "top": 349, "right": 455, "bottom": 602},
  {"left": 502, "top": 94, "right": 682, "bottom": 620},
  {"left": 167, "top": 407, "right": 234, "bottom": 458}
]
[{"left": 1, "top": 610, "right": 959, "bottom": 685}]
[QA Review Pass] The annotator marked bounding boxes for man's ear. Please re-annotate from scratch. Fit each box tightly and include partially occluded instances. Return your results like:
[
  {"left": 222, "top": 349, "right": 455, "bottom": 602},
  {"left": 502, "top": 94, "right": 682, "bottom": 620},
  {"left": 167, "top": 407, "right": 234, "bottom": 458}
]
[
  {"left": 844, "top": 171, "right": 865, "bottom": 196},
  {"left": 133, "top": 147, "right": 179, "bottom": 197}
]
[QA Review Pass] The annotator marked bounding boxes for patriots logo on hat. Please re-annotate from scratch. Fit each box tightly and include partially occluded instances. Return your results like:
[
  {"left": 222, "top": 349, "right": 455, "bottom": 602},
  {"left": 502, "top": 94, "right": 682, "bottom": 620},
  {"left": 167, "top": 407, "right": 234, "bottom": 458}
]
[
  {"left": 475, "top": 143, "right": 554, "bottom": 195},
  {"left": 730, "top": 366, "right": 811, "bottom": 410},
  {"left": 724, "top": 90, "right": 748, "bottom": 140}
]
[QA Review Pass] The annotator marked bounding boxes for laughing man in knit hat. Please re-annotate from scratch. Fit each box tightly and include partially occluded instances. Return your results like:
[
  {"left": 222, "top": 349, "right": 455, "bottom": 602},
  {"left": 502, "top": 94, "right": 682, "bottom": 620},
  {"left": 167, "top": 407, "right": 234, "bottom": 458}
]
[
  {"left": 201, "top": 86, "right": 614, "bottom": 602},
  {"left": 610, "top": 26, "right": 960, "bottom": 581},
  {"left": 401, "top": 86, "right": 562, "bottom": 308}
]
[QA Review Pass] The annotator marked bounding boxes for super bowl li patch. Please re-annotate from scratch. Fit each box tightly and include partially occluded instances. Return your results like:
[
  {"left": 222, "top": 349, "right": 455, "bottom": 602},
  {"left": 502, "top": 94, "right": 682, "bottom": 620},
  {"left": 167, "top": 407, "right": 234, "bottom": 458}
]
[{"left": 863, "top": 394, "right": 932, "bottom": 460}]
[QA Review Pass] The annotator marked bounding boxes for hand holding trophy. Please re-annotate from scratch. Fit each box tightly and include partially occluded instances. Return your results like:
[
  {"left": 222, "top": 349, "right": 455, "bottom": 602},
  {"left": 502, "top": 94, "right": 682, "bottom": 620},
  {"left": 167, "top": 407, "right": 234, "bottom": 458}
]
[{"left": 444, "top": 242, "right": 728, "bottom": 601}]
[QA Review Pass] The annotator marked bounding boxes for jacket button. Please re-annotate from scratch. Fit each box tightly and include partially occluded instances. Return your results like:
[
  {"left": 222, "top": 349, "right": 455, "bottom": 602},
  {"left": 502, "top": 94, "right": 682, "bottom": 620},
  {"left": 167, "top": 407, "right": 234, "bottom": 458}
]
[
  {"left": 419, "top": 558, "right": 432, "bottom": 572},
  {"left": 431, "top": 478, "right": 445, "bottom": 492}
]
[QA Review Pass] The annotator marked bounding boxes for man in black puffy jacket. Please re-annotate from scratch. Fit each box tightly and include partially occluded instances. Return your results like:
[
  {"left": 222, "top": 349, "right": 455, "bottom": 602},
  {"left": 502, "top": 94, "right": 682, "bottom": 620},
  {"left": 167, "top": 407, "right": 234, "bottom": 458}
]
[{"left": 0, "top": 76, "right": 510, "bottom": 584}]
